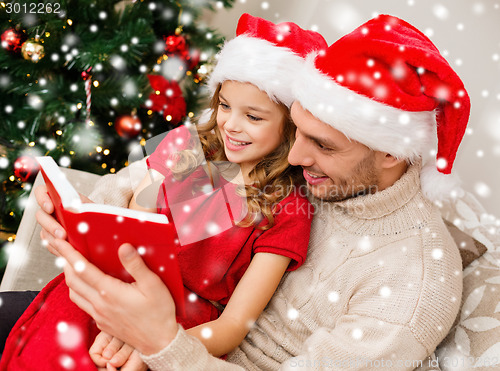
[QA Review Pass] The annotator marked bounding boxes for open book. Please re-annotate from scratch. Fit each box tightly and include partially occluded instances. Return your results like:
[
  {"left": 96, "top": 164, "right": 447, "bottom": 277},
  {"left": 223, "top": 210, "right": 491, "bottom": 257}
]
[{"left": 36, "top": 156, "right": 185, "bottom": 315}]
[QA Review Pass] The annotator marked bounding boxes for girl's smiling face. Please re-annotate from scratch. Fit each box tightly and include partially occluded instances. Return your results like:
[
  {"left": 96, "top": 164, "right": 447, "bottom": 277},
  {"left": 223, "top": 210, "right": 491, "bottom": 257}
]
[{"left": 216, "top": 80, "right": 286, "bottom": 179}]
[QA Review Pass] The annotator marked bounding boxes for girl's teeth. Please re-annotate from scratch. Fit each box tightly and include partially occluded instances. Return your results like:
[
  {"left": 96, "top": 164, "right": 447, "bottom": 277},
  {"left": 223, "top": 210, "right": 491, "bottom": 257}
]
[
  {"left": 228, "top": 138, "right": 250, "bottom": 146},
  {"left": 308, "top": 172, "right": 322, "bottom": 178}
]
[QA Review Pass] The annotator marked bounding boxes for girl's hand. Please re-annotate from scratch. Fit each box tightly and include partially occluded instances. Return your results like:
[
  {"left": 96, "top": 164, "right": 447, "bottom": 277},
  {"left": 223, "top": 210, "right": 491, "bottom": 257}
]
[
  {"left": 34, "top": 184, "right": 92, "bottom": 256},
  {"left": 90, "top": 331, "right": 114, "bottom": 367},
  {"left": 101, "top": 349, "right": 147, "bottom": 371},
  {"left": 53, "top": 239, "right": 179, "bottom": 355},
  {"left": 90, "top": 331, "right": 146, "bottom": 370}
]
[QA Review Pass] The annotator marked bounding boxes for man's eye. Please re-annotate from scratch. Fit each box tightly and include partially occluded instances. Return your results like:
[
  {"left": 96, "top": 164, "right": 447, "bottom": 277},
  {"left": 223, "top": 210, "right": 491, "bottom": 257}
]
[{"left": 316, "top": 141, "right": 332, "bottom": 151}]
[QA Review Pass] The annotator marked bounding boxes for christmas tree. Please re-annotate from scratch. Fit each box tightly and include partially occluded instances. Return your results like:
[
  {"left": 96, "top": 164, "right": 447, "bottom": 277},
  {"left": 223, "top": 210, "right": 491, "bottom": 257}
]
[{"left": 0, "top": 0, "right": 234, "bottom": 276}]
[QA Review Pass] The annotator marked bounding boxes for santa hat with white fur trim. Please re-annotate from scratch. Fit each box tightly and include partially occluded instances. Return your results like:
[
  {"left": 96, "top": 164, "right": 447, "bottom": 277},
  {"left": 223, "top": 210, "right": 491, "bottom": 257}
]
[
  {"left": 207, "top": 13, "right": 327, "bottom": 107},
  {"left": 293, "top": 14, "right": 470, "bottom": 201}
]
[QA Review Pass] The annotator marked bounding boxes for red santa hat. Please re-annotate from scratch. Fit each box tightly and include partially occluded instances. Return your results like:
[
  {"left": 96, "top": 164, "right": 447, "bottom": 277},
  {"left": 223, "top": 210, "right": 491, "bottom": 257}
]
[
  {"left": 208, "top": 13, "right": 327, "bottom": 107},
  {"left": 293, "top": 14, "right": 470, "bottom": 201}
]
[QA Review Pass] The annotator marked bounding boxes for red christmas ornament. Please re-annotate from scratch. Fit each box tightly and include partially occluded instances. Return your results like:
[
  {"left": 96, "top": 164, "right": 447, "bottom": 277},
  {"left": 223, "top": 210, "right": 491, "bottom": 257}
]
[
  {"left": 14, "top": 155, "right": 39, "bottom": 182},
  {"left": 115, "top": 115, "right": 142, "bottom": 138},
  {"left": 164, "top": 34, "right": 200, "bottom": 71},
  {"left": 81, "top": 67, "right": 92, "bottom": 81},
  {"left": 164, "top": 35, "right": 188, "bottom": 55},
  {"left": 147, "top": 75, "right": 187, "bottom": 125},
  {"left": 1, "top": 28, "right": 23, "bottom": 52}
]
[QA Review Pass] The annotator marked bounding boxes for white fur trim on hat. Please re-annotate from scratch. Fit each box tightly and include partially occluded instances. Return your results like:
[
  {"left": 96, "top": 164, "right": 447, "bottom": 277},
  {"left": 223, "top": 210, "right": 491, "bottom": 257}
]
[
  {"left": 292, "top": 55, "right": 437, "bottom": 162},
  {"left": 207, "top": 36, "right": 304, "bottom": 107},
  {"left": 420, "top": 161, "right": 463, "bottom": 201}
]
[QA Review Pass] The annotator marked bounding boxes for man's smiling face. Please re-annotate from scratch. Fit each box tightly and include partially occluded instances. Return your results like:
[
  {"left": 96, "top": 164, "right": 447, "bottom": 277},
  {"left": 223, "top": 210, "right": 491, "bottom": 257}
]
[{"left": 288, "top": 102, "right": 382, "bottom": 202}]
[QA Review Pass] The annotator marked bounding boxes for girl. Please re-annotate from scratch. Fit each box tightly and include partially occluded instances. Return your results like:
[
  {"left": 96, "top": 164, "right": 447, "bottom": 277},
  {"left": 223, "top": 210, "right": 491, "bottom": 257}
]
[
  {"left": 90, "top": 13, "right": 327, "bottom": 368},
  {"left": 0, "top": 13, "right": 327, "bottom": 371}
]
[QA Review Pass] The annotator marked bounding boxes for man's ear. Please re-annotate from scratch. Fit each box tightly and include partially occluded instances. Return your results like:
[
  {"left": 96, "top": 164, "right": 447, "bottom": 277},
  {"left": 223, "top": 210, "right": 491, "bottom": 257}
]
[{"left": 376, "top": 152, "right": 406, "bottom": 170}]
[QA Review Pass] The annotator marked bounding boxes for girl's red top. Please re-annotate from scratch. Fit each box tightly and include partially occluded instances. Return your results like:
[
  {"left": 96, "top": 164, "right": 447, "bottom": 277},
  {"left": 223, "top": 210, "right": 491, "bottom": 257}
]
[{"left": 147, "top": 125, "right": 313, "bottom": 328}]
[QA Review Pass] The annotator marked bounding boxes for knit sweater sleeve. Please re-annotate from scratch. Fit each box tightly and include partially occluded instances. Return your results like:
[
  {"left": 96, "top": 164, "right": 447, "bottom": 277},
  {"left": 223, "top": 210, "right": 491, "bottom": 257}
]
[
  {"left": 139, "top": 316, "right": 428, "bottom": 371},
  {"left": 88, "top": 158, "right": 148, "bottom": 207},
  {"left": 140, "top": 325, "right": 255, "bottom": 371},
  {"left": 280, "top": 317, "right": 428, "bottom": 370}
]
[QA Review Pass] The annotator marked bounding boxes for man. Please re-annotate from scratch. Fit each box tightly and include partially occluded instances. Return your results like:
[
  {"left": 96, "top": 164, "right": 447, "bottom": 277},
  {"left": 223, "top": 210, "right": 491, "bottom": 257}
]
[{"left": 37, "top": 14, "right": 467, "bottom": 370}]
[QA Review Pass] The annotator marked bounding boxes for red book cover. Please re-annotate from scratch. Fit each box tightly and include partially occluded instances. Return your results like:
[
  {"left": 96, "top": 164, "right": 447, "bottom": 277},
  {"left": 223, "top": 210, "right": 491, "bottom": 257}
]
[{"left": 36, "top": 156, "right": 185, "bottom": 316}]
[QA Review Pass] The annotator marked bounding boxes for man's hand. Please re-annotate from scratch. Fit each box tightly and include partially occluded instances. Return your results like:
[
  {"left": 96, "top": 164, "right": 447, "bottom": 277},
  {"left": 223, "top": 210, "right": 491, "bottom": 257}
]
[
  {"left": 54, "top": 239, "right": 178, "bottom": 355},
  {"left": 90, "top": 331, "right": 147, "bottom": 371},
  {"left": 34, "top": 184, "right": 92, "bottom": 256}
]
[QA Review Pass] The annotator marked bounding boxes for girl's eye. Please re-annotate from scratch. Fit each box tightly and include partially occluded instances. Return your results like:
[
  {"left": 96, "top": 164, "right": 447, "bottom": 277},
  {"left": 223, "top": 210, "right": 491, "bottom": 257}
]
[
  {"left": 247, "top": 114, "right": 262, "bottom": 122},
  {"left": 219, "top": 102, "right": 230, "bottom": 110}
]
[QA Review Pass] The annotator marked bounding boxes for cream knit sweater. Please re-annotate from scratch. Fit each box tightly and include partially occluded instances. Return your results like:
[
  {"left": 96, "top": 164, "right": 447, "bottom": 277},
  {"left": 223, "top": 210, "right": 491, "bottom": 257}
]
[{"left": 90, "top": 161, "right": 462, "bottom": 371}]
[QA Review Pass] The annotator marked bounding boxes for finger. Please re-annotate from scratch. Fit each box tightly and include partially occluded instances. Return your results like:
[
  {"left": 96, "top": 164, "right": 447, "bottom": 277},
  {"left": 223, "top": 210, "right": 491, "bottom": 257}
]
[
  {"left": 39, "top": 227, "right": 53, "bottom": 245},
  {"left": 89, "top": 331, "right": 113, "bottom": 366},
  {"left": 106, "top": 363, "right": 118, "bottom": 371},
  {"left": 120, "top": 350, "right": 148, "bottom": 371},
  {"left": 67, "top": 287, "right": 97, "bottom": 319},
  {"left": 102, "top": 337, "right": 125, "bottom": 362},
  {"left": 34, "top": 185, "right": 54, "bottom": 214},
  {"left": 90, "top": 331, "right": 113, "bottom": 354},
  {"left": 63, "top": 260, "right": 102, "bottom": 311},
  {"left": 36, "top": 208, "right": 66, "bottom": 240},
  {"left": 118, "top": 243, "right": 163, "bottom": 293},
  {"left": 55, "top": 239, "right": 108, "bottom": 290},
  {"left": 40, "top": 229, "right": 61, "bottom": 257},
  {"left": 57, "top": 239, "right": 129, "bottom": 322},
  {"left": 108, "top": 343, "right": 134, "bottom": 367},
  {"left": 90, "top": 352, "right": 111, "bottom": 367},
  {"left": 90, "top": 351, "right": 109, "bottom": 367},
  {"left": 40, "top": 227, "right": 54, "bottom": 248}
]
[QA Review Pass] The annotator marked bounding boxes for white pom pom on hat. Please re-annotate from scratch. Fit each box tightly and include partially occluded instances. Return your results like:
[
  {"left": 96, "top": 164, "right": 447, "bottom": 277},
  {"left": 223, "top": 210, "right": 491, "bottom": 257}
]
[{"left": 420, "top": 161, "right": 463, "bottom": 202}]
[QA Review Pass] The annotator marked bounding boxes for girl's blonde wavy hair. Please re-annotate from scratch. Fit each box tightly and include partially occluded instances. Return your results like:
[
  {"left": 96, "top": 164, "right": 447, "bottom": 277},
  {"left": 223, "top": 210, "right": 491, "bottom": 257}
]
[{"left": 170, "top": 84, "right": 303, "bottom": 230}]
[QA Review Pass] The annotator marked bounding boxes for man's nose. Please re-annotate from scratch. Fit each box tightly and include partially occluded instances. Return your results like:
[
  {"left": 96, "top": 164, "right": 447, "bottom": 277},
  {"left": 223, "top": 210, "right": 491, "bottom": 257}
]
[{"left": 288, "top": 134, "right": 314, "bottom": 167}]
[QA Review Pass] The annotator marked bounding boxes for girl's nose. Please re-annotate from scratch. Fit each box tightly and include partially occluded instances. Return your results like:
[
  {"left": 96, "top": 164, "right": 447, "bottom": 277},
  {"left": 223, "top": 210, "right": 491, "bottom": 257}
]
[{"left": 224, "top": 115, "right": 242, "bottom": 133}]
